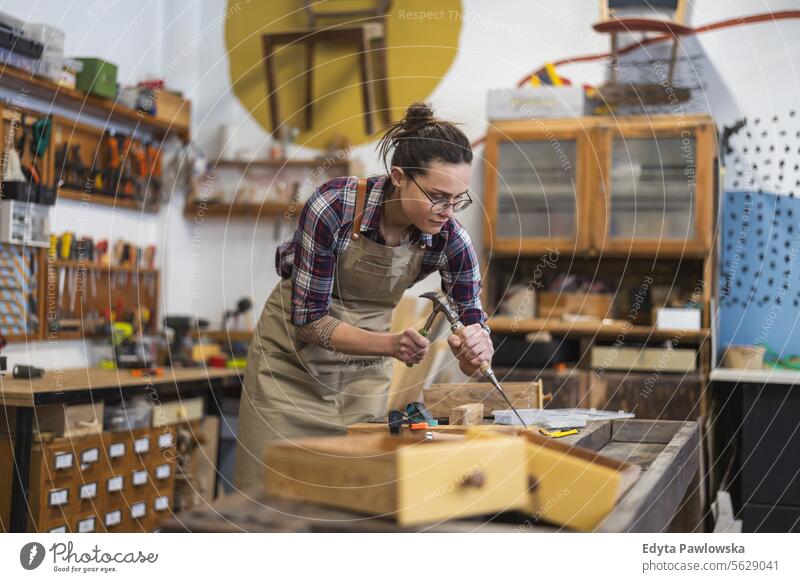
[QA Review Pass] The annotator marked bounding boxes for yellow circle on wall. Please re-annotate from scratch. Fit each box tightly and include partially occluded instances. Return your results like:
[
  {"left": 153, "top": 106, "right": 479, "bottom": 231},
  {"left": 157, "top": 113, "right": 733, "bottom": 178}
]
[{"left": 224, "top": 0, "right": 463, "bottom": 150}]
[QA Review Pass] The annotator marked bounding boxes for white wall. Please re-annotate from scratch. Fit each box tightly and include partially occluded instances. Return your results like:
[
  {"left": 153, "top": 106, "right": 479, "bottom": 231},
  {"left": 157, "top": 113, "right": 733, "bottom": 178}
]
[{"left": 2, "top": 0, "right": 798, "bottom": 370}]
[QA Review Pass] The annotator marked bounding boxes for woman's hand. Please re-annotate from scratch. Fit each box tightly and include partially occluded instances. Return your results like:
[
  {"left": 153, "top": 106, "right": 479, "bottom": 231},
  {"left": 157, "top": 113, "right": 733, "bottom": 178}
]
[
  {"left": 448, "top": 324, "right": 494, "bottom": 376},
  {"left": 392, "top": 328, "right": 430, "bottom": 365}
]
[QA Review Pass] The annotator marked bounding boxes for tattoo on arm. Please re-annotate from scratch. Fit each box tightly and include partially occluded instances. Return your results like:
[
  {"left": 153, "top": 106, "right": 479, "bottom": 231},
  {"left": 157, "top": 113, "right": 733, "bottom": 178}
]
[{"left": 297, "top": 315, "right": 343, "bottom": 350}]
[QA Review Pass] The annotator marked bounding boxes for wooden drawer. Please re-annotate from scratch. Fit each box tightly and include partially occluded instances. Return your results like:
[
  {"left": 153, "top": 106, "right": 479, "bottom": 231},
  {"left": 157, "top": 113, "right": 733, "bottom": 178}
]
[
  {"left": 264, "top": 434, "right": 529, "bottom": 526},
  {"left": 102, "top": 432, "right": 132, "bottom": 472},
  {"left": 100, "top": 505, "right": 126, "bottom": 532},
  {"left": 130, "top": 428, "right": 157, "bottom": 467},
  {"left": 74, "top": 510, "right": 102, "bottom": 533},
  {"left": 31, "top": 477, "right": 75, "bottom": 524},
  {"left": 34, "top": 438, "right": 78, "bottom": 481},
  {"left": 151, "top": 460, "right": 175, "bottom": 491},
  {"left": 152, "top": 491, "right": 173, "bottom": 517},
  {"left": 103, "top": 472, "right": 126, "bottom": 505},
  {"left": 150, "top": 425, "right": 177, "bottom": 461},
  {"left": 75, "top": 435, "right": 104, "bottom": 478},
  {"left": 74, "top": 478, "right": 103, "bottom": 512},
  {"left": 128, "top": 497, "right": 151, "bottom": 531},
  {"left": 37, "top": 518, "right": 70, "bottom": 533}
]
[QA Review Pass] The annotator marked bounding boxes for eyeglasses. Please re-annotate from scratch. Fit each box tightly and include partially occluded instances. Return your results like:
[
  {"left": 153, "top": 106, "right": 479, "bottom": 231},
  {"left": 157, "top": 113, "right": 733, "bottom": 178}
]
[{"left": 408, "top": 174, "right": 472, "bottom": 215}]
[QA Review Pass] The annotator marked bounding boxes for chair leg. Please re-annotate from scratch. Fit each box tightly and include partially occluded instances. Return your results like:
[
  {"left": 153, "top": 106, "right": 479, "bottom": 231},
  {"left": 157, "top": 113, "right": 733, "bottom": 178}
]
[
  {"left": 262, "top": 36, "right": 280, "bottom": 134},
  {"left": 668, "top": 36, "right": 680, "bottom": 86},
  {"left": 358, "top": 34, "right": 376, "bottom": 135},
  {"left": 304, "top": 41, "right": 314, "bottom": 130},
  {"left": 610, "top": 32, "right": 618, "bottom": 84},
  {"left": 372, "top": 37, "right": 391, "bottom": 126}
]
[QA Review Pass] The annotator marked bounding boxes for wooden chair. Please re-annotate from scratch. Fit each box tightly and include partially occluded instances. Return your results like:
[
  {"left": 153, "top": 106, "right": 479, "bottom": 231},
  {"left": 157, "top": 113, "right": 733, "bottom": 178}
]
[
  {"left": 594, "top": 0, "right": 692, "bottom": 85},
  {"left": 262, "top": 1, "right": 392, "bottom": 135}
]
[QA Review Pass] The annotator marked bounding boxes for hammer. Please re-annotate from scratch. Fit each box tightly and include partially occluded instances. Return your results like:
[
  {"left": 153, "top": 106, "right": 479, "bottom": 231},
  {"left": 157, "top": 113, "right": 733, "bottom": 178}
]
[{"left": 418, "top": 292, "right": 528, "bottom": 427}]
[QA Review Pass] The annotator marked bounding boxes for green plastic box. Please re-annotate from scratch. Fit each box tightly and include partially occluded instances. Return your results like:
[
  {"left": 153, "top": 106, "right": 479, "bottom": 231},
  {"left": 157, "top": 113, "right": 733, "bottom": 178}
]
[{"left": 75, "top": 57, "right": 118, "bottom": 99}]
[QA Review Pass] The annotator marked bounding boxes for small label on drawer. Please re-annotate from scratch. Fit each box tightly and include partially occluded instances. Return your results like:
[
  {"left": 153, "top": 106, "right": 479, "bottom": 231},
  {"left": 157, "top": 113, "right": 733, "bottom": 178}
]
[
  {"left": 157, "top": 433, "right": 173, "bottom": 449},
  {"left": 109, "top": 442, "right": 126, "bottom": 458},
  {"left": 104, "top": 510, "right": 121, "bottom": 527},
  {"left": 155, "top": 464, "right": 170, "bottom": 480},
  {"left": 131, "top": 502, "right": 146, "bottom": 519},
  {"left": 77, "top": 516, "right": 96, "bottom": 533},
  {"left": 80, "top": 447, "right": 99, "bottom": 465},
  {"left": 154, "top": 495, "right": 169, "bottom": 511},
  {"left": 134, "top": 437, "right": 150, "bottom": 454},
  {"left": 49, "top": 525, "right": 67, "bottom": 533},
  {"left": 132, "top": 469, "right": 148, "bottom": 486},
  {"left": 49, "top": 488, "right": 69, "bottom": 507},
  {"left": 107, "top": 475, "right": 124, "bottom": 492},
  {"left": 54, "top": 452, "right": 73, "bottom": 469},
  {"left": 80, "top": 482, "right": 98, "bottom": 500}
]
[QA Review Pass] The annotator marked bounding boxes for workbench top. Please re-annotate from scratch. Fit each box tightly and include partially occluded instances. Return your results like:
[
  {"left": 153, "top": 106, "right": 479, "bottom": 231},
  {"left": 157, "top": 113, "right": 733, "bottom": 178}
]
[
  {"left": 161, "top": 419, "right": 700, "bottom": 533},
  {"left": 0, "top": 367, "right": 242, "bottom": 407}
]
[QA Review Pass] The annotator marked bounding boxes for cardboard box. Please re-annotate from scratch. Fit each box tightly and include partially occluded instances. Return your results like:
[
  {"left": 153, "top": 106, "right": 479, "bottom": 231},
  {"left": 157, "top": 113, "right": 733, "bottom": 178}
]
[
  {"left": 591, "top": 346, "right": 697, "bottom": 373},
  {"left": 653, "top": 307, "right": 702, "bottom": 330},
  {"left": 34, "top": 402, "right": 104, "bottom": 438},
  {"left": 487, "top": 86, "right": 585, "bottom": 120}
]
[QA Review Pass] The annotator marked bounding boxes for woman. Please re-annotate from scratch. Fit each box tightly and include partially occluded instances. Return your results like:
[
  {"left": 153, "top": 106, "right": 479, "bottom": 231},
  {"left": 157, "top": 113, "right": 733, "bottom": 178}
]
[{"left": 235, "top": 103, "right": 494, "bottom": 489}]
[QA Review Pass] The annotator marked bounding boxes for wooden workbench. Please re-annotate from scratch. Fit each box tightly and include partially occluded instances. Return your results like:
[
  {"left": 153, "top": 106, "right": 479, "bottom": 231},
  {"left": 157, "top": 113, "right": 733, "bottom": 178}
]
[
  {"left": 0, "top": 367, "right": 240, "bottom": 407},
  {"left": 161, "top": 419, "right": 700, "bottom": 533},
  {"left": 0, "top": 366, "right": 242, "bottom": 532}
]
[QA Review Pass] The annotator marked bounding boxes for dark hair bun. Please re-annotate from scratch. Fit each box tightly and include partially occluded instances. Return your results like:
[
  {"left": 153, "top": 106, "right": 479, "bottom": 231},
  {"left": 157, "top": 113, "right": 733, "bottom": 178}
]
[{"left": 402, "top": 102, "right": 435, "bottom": 131}]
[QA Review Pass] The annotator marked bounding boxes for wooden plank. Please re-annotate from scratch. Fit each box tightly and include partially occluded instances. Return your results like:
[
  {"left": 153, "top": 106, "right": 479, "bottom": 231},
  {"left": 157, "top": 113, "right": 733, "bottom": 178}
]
[
  {"left": 423, "top": 381, "right": 539, "bottom": 418},
  {"left": 611, "top": 419, "right": 684, "bottom": 444},
  {"left": 598, "top": 420, "right": 700, "bottom": 532}
]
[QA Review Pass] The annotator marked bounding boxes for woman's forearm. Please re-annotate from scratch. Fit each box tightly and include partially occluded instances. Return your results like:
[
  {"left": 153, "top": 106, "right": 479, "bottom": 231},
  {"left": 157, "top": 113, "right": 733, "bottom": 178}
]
[{"left": 297, "top": 315, "right": 395, "bottom": 357}]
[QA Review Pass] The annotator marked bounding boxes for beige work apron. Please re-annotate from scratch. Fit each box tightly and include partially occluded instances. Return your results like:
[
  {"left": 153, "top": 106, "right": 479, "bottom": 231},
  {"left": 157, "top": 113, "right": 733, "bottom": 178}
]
[{"left": 235, "top": 178, "right": 427, "bottom": 490}]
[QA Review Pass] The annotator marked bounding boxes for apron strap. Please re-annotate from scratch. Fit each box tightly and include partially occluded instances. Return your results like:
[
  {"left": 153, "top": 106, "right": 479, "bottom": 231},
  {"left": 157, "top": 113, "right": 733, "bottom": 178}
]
[{"left": 351, "top": 177, "right": 368, "bottom": 240}]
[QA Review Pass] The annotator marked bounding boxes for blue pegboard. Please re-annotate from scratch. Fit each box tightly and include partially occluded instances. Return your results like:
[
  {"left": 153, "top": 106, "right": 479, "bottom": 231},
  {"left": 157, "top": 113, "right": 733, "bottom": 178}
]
[{"left": 719, "top": 190, "right": 800, "bottom": 359}]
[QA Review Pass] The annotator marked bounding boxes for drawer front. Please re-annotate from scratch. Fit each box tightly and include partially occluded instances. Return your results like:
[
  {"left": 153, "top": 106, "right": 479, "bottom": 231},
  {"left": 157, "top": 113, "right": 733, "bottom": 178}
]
[
  {"left": 587, "top": 371, "right": 702, "bottom": 420},
  {"left": 76, "top": 435, "right": 104, "bottom": 478},
  {"left": 128, "top": 498, "right": 150, "bottom": 530},
  {"left": 74, "top": 511, "right": 101, "bottom": 533},
  {"left": 75, "top": 479, "right": 103, "bottom": 512},
  {"left": 103, "top": 473, "right": 126, "bottom": 503},
  {"left": 39, "top": 439, "right": 77, "bottom": 480},
  {"left": 152, "top": 461, "right": 175, "bottom": 490},
  {"left": 102, "top": 433, "right": 132, "bottom": 471},
  {"left": 36, "top": 479, "right": 75, "bottom": 524},
  {"left": 130, "top": 428, "right": 156, "bottom": 466},
  {"left": 101, "top": 506, "right": 126, "bottom": 532},
  {"left": 395, "top": 439, "right": 529, "bottom": 525}
]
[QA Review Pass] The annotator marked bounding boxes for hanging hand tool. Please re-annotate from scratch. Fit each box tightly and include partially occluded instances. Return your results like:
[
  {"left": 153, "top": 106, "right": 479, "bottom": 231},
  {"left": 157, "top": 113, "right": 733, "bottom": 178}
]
[
  {"left": 419, "top": 292, "right": 528, "bottom": 427},
  {"left": 101, "top": 131, "right": 120, "bottom": 196}
]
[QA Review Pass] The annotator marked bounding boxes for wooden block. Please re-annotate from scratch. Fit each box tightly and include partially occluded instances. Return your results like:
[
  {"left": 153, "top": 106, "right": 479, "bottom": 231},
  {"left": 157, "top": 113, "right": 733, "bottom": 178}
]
[
  {"left": 424, "top": 382, "right": 540, "bottom": 418},
  {"left": 264, "top": 434, "right": 529, "bottom": 526},
  {"left": 449, "top": 403, "right": 484, "bottom": 426}
]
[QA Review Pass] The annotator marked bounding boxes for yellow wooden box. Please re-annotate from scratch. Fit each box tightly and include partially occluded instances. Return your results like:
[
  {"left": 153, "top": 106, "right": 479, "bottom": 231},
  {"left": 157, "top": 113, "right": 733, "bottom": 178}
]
[
  {"left": 466, "top": 428, "right": 640, "bottom": 531},
  {"left": 264, "top": 434, "right": 529, "bottom": 526}
]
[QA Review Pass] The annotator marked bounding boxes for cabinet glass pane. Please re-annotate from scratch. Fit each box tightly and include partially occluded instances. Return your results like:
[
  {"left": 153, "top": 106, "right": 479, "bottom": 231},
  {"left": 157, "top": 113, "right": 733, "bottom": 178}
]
[
  {"left": 495, "top": 140, "right": 578, "bottom": 239},
  {"left": 609, "top": 136, "right": 695, "bottom": 240}
]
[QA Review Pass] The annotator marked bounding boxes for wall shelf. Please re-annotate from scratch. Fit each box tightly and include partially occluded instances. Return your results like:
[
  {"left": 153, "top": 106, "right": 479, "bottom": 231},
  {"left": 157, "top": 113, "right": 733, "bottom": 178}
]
[
  {"left": 183, "top": 200, "right": 302, "bottom": 218},
  {"left": 0, "top": 63, "right": 189, "bottom": 140},
  {"left": 487, "top": 316, "right": 709, "bottom": 343},
  {"left": 58, "top": 187, "right": 159, "bottom": 213}
]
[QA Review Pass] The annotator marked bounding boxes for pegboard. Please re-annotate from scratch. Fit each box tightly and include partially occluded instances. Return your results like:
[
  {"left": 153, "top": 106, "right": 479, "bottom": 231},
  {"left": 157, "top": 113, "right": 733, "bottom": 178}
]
[{"left": 719, "top": 190, "right": 800, "bottom": 358}]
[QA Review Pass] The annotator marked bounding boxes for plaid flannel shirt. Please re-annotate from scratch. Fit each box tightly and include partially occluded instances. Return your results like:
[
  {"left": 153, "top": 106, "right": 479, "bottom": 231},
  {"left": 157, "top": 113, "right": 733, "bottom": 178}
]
[{"left": 276, "top": 175, "right": 487, "bottom": 328}]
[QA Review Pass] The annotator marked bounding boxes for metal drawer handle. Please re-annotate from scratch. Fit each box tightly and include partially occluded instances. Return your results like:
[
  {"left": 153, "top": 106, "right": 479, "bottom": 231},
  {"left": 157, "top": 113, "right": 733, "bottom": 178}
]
[{"left": 460, "top": 471, "right": 485, "bottom": 489}]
